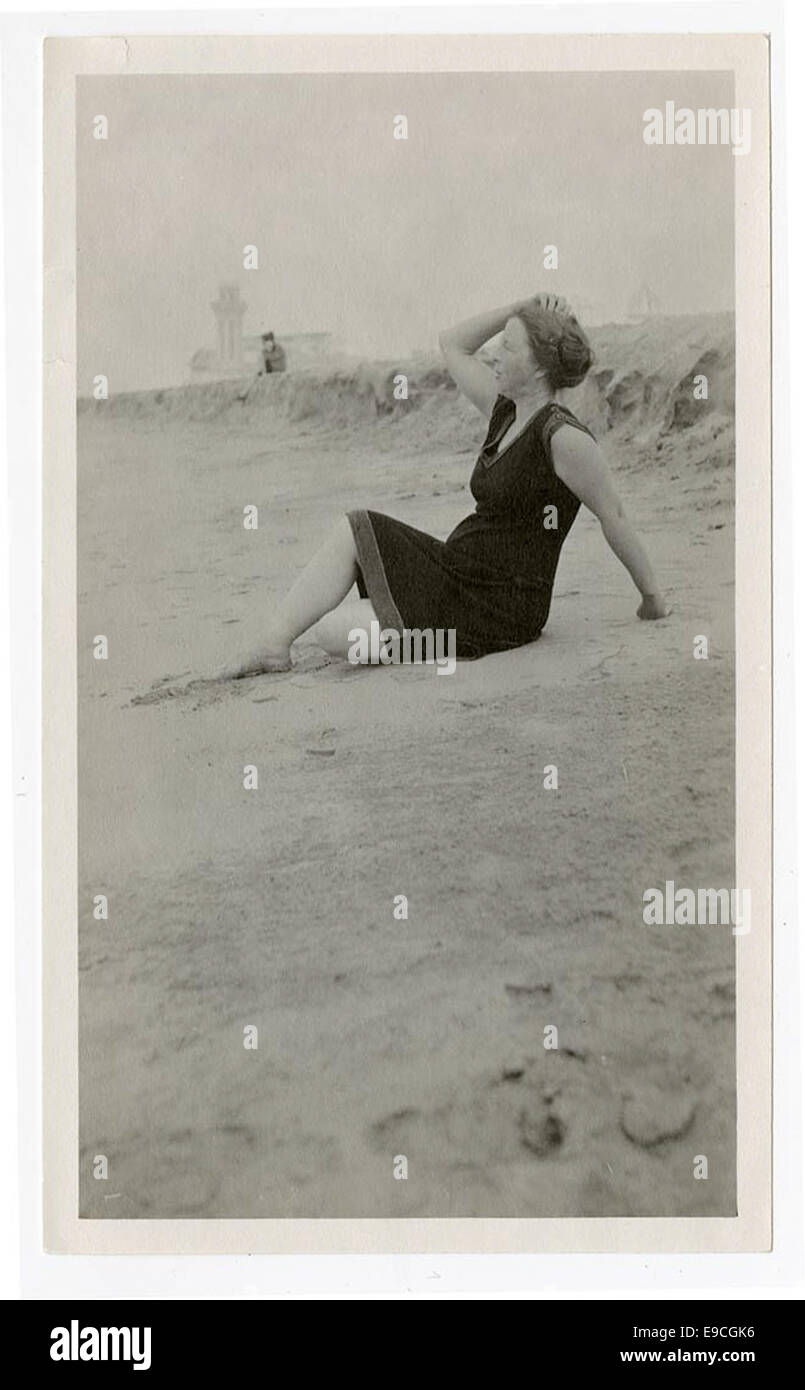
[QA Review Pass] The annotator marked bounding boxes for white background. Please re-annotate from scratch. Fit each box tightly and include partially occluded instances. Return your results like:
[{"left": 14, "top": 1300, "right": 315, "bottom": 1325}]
[{"left": 0, "top": 0, "right": 802, "bottom": 1300}]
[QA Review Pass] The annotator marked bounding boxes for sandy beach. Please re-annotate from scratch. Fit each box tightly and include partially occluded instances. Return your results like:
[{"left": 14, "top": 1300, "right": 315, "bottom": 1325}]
[{"left": 77, "top": 313, "right": 737, "bottom": 1218}]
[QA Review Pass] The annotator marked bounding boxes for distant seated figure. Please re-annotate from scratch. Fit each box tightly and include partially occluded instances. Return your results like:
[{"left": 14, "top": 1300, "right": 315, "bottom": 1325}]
[{"left": 260, "top": 332, "right": 287, "bottom": 374}]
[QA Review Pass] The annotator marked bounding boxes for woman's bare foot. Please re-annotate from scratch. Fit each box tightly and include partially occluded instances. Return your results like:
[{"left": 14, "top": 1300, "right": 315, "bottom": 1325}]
[{"left": 215, "top": 645, "right": 292, "bottom": 680}]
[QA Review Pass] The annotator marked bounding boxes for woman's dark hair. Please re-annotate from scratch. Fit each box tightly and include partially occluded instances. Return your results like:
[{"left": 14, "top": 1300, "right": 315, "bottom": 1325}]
[{"left": 514, "top": 303, "right": 593, "bottom": 390}]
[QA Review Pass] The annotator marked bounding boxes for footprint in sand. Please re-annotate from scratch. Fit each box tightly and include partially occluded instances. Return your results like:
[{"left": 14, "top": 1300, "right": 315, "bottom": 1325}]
[
  {"left": 519, "top": 1105, "right": 566, "bottom": 1158},
  {"left": 151, "top": 671, "right": 192, "bottom": 687},
  {"left": 129, "top": 647, "right": 332, "bottom": 708},
  {"left": 129, "top": 677, "right": 244, "bottom": 708},
  {"left": 505, "top": 982, "right": 553, "bottom": 1000},
  {"left": 620, "top": 1088, "right": 697, "bottom": 1148}
]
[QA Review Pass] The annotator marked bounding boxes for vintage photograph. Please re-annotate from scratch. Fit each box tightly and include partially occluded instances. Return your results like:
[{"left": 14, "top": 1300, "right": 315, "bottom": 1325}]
[{"left": 40, "top": 33, "right": 771, "bottom": 1249}]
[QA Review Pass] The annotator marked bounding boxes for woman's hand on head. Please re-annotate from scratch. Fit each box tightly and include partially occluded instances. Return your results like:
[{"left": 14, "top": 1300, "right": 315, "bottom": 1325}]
[{"left": 529, "top": 292, "right": 570, "bottom": 316}]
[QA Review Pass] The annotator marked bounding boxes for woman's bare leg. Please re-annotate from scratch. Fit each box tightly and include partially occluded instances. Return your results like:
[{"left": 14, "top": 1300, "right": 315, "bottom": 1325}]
[
  {"left": 220, "top": 516, "right": 361, "bottom": 676},
  {"left": 312, "top": 598, "right": 381, "bottom": 661}
]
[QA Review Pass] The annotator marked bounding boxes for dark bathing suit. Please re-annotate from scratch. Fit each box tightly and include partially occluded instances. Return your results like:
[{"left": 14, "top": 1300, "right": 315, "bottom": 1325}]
[{"left": 347, "top": 395, "right": 596, "bottom": 660}]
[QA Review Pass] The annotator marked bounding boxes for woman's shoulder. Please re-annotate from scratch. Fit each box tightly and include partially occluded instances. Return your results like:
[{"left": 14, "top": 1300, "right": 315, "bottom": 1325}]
[
  {"left": 540, "top": 400, "right": 596, "bottom": 448},
  {"left": 536, "top": 403, "right": 598, "bottom": 486}
]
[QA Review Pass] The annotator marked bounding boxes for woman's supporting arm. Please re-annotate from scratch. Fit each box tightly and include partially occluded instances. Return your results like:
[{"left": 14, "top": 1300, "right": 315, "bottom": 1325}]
[{"left": 551, "top": 425, "right": 668, "bottom": 619}]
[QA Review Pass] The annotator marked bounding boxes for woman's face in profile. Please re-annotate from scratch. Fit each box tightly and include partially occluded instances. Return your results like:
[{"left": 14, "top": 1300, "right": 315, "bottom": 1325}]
[{"left": 495, "top": 316, "right": 541, "bottom": 397}]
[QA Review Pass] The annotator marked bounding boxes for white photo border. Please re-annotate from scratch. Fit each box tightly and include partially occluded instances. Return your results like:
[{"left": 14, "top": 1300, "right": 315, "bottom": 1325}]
[{"left": 1, "top": 1, "right": 796, "bottom": 1297}]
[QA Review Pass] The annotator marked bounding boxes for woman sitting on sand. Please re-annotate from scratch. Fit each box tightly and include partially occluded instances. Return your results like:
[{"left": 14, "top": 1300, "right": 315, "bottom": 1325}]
[{"left": 222, "top": 292, "right": 667, "bottom": 675}]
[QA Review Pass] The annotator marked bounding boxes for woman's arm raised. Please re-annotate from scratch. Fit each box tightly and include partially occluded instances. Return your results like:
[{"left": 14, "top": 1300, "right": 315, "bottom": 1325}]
[
  {"left": 439, "top": 293, "right": 570, "bottom": 416},
  {"left": 438, "top": 299, "right": 525, "bottom": 416},
  {"left": 551, "top": 425, "right": 668, "bottom": 619}
]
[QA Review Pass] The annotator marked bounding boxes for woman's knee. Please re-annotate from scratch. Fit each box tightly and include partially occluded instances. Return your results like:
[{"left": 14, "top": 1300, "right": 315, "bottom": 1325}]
[{"left": 312, "top": 599, "right": 378, "bottom": 659}]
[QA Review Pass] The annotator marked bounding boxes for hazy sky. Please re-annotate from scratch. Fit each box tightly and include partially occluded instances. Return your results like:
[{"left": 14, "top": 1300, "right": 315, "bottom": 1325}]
[{"left": 77, "top": 71, "right": 735, "bottom": 391}]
